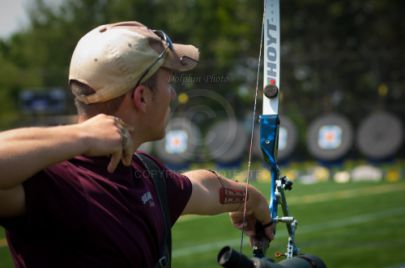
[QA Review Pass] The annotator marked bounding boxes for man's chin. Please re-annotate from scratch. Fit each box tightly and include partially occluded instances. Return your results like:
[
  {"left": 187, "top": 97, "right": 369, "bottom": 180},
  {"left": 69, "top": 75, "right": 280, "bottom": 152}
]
[{"left": 147, "top": 131, "right": 166, "bottom": 142}]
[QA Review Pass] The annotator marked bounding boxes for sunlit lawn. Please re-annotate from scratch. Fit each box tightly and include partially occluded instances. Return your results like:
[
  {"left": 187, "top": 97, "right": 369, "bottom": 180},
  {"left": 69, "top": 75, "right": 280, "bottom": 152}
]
[{"left": 1, "top": 180, "right": 404, "bottom": 268}]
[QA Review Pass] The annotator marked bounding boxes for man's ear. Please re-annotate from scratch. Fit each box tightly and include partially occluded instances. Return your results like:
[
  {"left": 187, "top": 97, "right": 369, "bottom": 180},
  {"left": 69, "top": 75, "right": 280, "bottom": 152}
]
[{"left": 131, "top": 85, "right": 150, "bottom": 112}]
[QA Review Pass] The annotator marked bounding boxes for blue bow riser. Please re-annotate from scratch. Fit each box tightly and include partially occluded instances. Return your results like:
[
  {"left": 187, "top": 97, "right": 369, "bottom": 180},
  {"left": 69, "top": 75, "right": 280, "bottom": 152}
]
[{"left": 259, "top": 114, "right": 280, "bottom": 219}]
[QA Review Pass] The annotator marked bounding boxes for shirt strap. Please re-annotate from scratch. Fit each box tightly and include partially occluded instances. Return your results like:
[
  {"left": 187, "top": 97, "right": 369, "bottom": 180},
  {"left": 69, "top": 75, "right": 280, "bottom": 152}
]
[{"left": 135, "top": 153, "right": 172, "bottom": 268}]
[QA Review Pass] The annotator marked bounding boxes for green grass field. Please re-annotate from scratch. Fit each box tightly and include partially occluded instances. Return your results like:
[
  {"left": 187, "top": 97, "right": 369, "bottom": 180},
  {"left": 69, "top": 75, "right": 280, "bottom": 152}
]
[{"left": 1, "top": 180, "right": 404, "bottom": 268}]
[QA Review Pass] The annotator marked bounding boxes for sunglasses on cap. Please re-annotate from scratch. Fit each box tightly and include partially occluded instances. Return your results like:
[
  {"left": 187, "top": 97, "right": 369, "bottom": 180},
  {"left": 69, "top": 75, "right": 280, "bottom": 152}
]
[{"left": 134, "top": 30, "right": 197, "bottom": 88}]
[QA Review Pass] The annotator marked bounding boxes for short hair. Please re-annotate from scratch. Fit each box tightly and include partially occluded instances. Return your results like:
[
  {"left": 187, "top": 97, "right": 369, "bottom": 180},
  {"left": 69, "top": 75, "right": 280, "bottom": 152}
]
[
  {"left": 70, "top": 73, "right": 158, "bottom": 117},
  {"left": 70, "top": 81, "right": 126, "bottom": 117}
]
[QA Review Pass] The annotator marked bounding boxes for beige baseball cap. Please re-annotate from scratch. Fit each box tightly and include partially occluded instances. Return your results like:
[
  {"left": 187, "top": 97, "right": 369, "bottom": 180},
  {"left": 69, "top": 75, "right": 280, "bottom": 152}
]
[{"left": 69, "top": 21, "right": 199, "bottom": 104}]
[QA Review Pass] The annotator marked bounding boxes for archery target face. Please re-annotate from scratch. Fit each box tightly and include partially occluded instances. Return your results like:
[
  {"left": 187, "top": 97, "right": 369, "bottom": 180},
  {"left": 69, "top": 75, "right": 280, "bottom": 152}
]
[
  {"left": 155, "top": 117, "right": 201, "bottom": 165},
  {"left": 307, "top": 114, "right": 353, "bottom": 161},
  {"left": 318, "top": 125, "right": 342, "bottom": 150},
  {"left": 165, "top": 130, "right": 188, "bottom": 154},
  {"left": 356, "top": 111, "right": 403, "bottom": 160}
]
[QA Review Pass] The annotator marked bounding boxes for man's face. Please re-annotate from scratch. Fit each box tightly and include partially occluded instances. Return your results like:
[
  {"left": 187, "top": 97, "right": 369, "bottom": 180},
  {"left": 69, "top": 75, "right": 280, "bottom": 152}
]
[{"left": 146, "top": 68, "right": 176, "bottom": 140}]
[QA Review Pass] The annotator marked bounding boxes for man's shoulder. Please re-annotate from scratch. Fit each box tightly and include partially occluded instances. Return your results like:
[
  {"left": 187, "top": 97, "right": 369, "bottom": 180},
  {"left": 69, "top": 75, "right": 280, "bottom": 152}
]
[
  {"left": 44, "top": 157, "right": 86, "bottom": 175},
  {"left": 41, "top": 156, "right": 106, "bottom": 185},
  {"left": 42, "top": 159, "right": 76, "bottom": 176}
]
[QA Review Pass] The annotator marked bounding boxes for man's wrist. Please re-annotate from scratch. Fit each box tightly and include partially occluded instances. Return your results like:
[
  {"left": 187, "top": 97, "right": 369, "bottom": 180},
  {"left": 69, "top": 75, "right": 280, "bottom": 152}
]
[{"left": 208, "top": 170, "right": 248, "bottom": 205}]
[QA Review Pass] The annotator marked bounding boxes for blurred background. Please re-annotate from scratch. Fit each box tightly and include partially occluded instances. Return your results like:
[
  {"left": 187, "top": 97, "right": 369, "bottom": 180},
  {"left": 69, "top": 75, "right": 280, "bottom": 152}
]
[{"left": 0, "top": 0, "right": 404, "bottom": 267}]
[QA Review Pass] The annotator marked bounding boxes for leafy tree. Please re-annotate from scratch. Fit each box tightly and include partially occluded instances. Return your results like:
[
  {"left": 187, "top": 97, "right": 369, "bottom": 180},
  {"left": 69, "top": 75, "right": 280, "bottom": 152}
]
[{"left": 0, "top": 0, "right": 403, "bottom": 157}]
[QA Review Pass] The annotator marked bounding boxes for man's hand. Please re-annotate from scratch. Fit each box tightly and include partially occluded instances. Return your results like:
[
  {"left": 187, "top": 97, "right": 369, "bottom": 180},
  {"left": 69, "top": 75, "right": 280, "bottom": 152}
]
[
  {"left": 229, "top": 189, "right": 275, "bottom": 246},
  {"left": 78, "top": 114, "right": 135, "bottom": 173}
]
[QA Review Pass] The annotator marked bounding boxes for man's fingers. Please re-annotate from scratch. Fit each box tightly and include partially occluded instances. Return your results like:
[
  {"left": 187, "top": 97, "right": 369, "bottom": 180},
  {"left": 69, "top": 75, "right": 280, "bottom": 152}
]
[
  {"left": 114, "top": 116, "right": 134, "bottom": 167},
  {"left": 108, "top": 151, "right": 122, "bottom": 173},
  {"left": 262, "top": 220, "right": 275, "bottom": 241}
]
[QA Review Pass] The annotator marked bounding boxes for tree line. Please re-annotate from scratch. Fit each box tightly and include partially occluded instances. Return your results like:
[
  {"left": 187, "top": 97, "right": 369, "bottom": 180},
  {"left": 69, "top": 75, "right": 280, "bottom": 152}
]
[{"left": 0, "top": 0, "right": 404, "bottom": 137}]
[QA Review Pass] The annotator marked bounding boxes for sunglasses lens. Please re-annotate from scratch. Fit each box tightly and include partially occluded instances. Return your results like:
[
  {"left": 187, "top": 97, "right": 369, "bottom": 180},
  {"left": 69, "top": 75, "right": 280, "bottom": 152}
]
[
  {"left": 153, "top": 30, "right": 197, "bottom": 70},
  {"left": 180, "top": 56, "right": 198, "bottom": 69}
]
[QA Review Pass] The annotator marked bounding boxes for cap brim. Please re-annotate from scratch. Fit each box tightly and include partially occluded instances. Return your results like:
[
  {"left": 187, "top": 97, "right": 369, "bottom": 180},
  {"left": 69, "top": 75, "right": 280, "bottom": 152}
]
[{"left": 162, "top": 43, "right": 199, "bottom": 72}]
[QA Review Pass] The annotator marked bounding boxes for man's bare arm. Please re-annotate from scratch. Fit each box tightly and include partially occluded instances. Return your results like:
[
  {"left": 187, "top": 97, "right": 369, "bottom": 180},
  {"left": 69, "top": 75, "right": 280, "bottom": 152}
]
[
  {"left": 0, "top": 114, "right": 134, "bottom": 217},
  {"left": 182, "top": 169, "right": 274, "bottom": 240}
]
